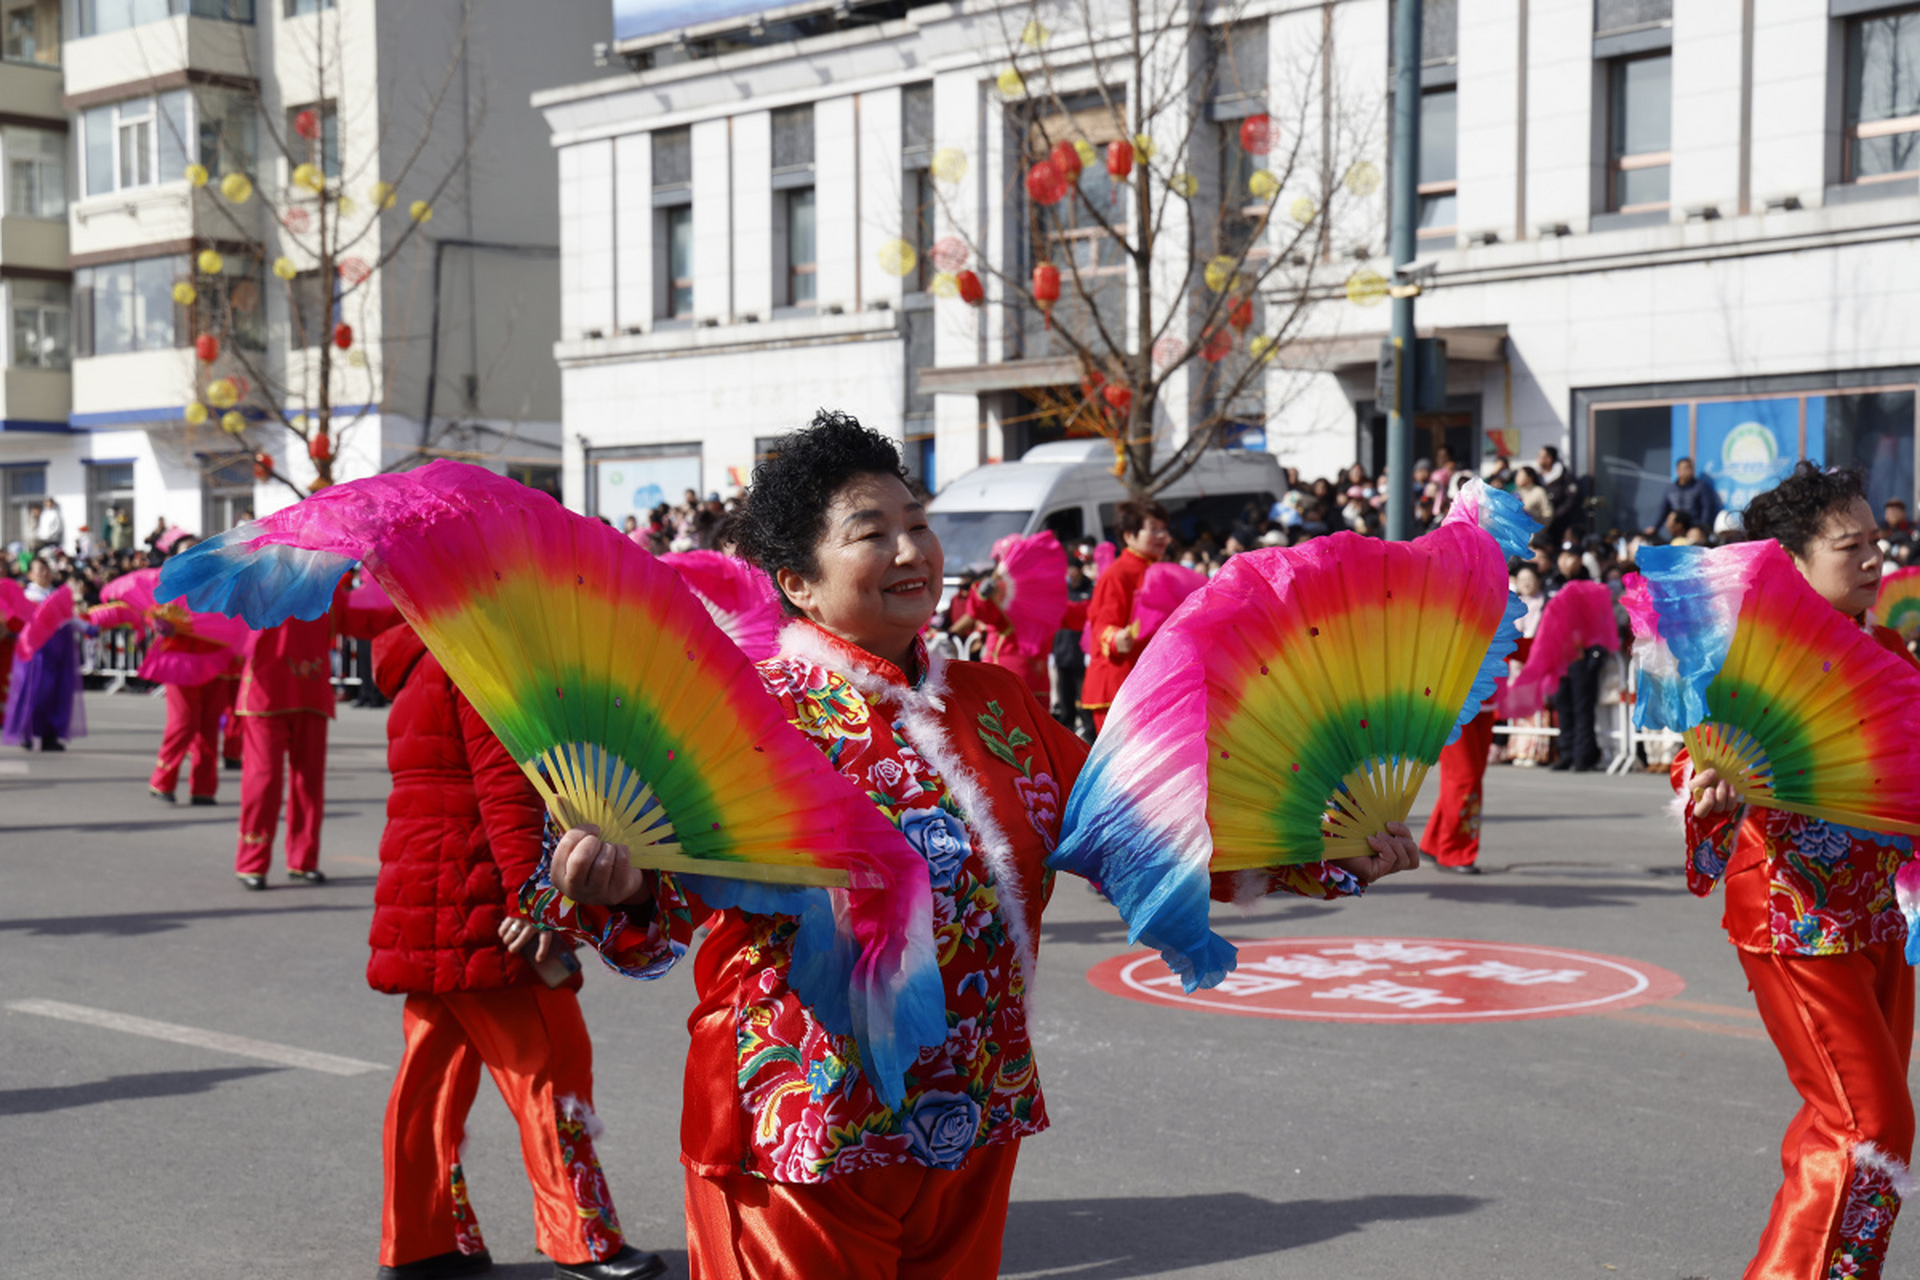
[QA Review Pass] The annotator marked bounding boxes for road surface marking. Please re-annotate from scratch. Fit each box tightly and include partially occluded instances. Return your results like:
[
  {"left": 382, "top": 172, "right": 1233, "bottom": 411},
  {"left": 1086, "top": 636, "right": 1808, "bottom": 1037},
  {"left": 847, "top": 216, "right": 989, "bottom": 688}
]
[
  {"left": 0, "top": 760, "right": 27, "bottom": 775},
  {"left": 6, "top": 999, "right": 386, "bottom": 1076},
  {"left": 1599, "top": 1007, "right": 1768, "bottom": 1042}
]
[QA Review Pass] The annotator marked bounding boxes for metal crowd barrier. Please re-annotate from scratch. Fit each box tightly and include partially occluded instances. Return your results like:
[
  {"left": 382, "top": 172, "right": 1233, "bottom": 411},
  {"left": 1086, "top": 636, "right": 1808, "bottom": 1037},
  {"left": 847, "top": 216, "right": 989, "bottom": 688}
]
[{"left": 83, "top": 631, "right": 371, "bottom": 696}]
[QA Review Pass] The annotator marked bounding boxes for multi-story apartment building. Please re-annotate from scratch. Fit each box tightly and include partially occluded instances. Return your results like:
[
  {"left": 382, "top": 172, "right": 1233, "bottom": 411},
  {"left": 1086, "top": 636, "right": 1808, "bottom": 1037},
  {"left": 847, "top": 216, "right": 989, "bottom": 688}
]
[
  {"left": 540, "top": 0, "right": 1919, "bottom": 540},
  {"left": 0, "top": 0, "right": 612, "bottom": 557}
]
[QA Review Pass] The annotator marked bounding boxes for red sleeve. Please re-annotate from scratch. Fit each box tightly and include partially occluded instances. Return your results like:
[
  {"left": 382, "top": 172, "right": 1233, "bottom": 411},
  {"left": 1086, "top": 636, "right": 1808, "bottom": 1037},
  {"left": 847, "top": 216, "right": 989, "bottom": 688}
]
[
  {"left": 968, "top": 582, "right": 1011, "bottom": 632},
  {"left": 457, "top": 691, "right": 549, "bottom": 908},
  {"left": 1062, "top": 599, "right": 1089, "bottom": 631},
  {"left": 1670, "top": 747, "right": 1742, "bottom": 897},
  {"left": 1085, "top": 562, "right": 1138, "bottom": 660}
]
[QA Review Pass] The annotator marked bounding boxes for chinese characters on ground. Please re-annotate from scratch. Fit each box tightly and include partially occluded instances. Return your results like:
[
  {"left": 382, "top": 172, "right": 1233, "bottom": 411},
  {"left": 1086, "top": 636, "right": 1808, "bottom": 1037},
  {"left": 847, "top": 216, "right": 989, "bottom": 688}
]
[{"left": 1086, "top": 938, "right": 1686, "bottom": 1024}]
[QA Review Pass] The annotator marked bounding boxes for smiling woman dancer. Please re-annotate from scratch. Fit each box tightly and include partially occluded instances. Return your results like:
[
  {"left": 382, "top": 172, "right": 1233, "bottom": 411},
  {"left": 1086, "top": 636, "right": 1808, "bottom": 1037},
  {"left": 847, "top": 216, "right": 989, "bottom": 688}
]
[
  {"left": 523, "top": 410, "right": 1420, "bottom": 1280},
  {"left": 1677, "top": 463, "right": 1917, "bottom": 1279}
]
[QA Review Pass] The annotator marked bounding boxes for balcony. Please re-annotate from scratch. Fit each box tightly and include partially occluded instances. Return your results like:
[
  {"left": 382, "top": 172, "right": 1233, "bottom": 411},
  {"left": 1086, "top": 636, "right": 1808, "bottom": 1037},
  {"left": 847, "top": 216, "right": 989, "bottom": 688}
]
[
  {"left": 70, "top": 347, "right": 192, "bottom": 427},
  {"left": 64, "top": 14, "right": 254, "bottom": 104},
  {"left": 0, "top": 59, "right": 62, "bottom": 121},
  {"left": 0, "top": 367, "right": 70, "bottom": 430}
]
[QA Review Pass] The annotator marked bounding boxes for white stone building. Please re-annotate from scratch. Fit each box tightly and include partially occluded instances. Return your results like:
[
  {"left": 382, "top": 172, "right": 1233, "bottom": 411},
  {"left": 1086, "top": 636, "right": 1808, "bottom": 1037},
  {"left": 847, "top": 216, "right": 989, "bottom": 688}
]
[
  {"left": 0, "top": 0, "right": 613, "bottom": 557},
  {"left": 541, "top": 0, "right": 1919, "bottom": 539}
]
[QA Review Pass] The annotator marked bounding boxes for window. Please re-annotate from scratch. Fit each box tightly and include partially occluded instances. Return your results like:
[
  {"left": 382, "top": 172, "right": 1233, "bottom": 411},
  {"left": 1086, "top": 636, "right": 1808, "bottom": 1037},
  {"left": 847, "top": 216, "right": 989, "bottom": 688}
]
[
  {"left": 4, "top": 465, "right": 45, "bottom": 546},
  {"left": 287, "top": 268, "right": 331, "bottom": 348},
  {"left": 1418, "top": 88, "right": 1458, "bottom": 239},
  {"left": 200, "top": 453, "right": 253, "bottom": 535},
  {"left": 86, "top": 463, "right": 134, "bottom": 548},
  {"left": 79, "top": 0, "right": 251, "bottom": 36},
  {"left": 4, "top": 0, "right": 59, "bottom": 65},
  {"left": 197, "top": 88, "right": 256, "bottom": 179},
  {"left": 73, "top": 255, "right": 188, "bottom": 356},
  {"left": 652, "top": 127, "right": 692, "bottom": 321},
  {"left": 771, "top": 106, "right": 815, "bottom": 309},
  {"left": 81, "top": 91, "right": 188, "bottom": 196},
  {"left": 1024, "top": 105, "right": 1128, "bottom": 354},
  {"left": 905, "top": 166, "right": 936, "bottom": 291},
  {"left": 1844, "top": 9, "right": 1920, "bottom": 184},
  {"left": 505, "top": 463, "right": 560, "bottom": 499},
  {"left": 783, "top": 187, "right": 816, "bottom": 306},
  {"left": 287, "top": 100, "right": 337, "bottom": 180},
  {"left": 6, "top": 127, "right": 63, "bottom": 218},
  {"left": 1594, "top": 0, "right": 1671, "bottom": 36},
  {"left": 1607, "top": 54, "right": 1671, "bottom": 212},
  {"left": 662, "top": 205, "right": 693, "bottom": 318},
  {"left": 1591, "top": 404, "right": 1674, "bottom": 532},
  {"left": 1827, "top": 390, "right": 1916, "bottom": 514},
  {"left": 10, "top": 279, "right": 69, "bottom": 369},
  {"left": 202, "top": 255, "right": 264, "bottom": 352},
  {"left": 283, "top": 0, "right": 333, "bottom": 14}
]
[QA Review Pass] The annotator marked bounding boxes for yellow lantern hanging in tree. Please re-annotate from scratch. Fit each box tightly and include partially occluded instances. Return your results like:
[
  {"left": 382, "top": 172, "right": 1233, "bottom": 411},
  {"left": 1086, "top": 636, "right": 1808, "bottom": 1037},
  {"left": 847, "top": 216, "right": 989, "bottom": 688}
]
[
  {"left": 292, "top": 163, "right": 324, "bottom": 193},
  {"left": 172, "top": 282, "right": 198, "bottom": 307},
  {"left": 1203, "top": 255, "right": 1239, "bottom": 292},
  {"left": 996, "top": 67, "right": 1025, "bottom": 97},
  {"left": 370, "top": 180, "right": 397, "bottom": 209},
  {"left": 219, "top": 171, "right": 253, "bottom": 203},
  {"left": 183, "top": 401, "right": 209, "bottom": 425},
  {"left": 197, "top": 249, "right": 225, "bottom": 275},
  {"left": 206, "top": 378, "right": 238, "bottom": 409},
  {"left": 220, "top": 410, "right": 246, "bottom": 434},
  {"left": 876, "top": 239, "right": 917, "bottom": 278},
  {"left": 409, "top": 200, "right": 434, "bottom": 223},
  {"left": 931, "top": 148, "right": 968, "bottom": 184},
  {"left": 272, "top": 256, "right": 298, "bottom": 281},
  {"left": 1168, "top": 172, "right": 1198, "bottom": 198},
  {"left": 185, "top": 163, "right": 208, "bottom": 187},
  {"left": 1248, "top": 169, "right": 1280, "bottom": 199}
]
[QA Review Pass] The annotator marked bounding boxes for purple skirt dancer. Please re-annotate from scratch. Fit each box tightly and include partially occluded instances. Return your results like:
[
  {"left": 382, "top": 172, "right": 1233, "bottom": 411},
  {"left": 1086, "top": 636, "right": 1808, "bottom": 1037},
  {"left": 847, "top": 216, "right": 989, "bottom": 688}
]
[{"left": 3, "top": 622, "right": 85, "bottom": 748}]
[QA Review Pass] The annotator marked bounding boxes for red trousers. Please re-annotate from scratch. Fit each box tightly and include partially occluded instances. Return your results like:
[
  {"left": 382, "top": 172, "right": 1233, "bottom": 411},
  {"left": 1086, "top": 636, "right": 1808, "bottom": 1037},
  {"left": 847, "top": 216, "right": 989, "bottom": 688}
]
[
  {"left": 1421, "top": 709, "right": 1494, "bottom": 867},
  {"left": 381, "top": 986, "right": 624, "bottom": 1268},
  {"left": 684, "top": 1140, "right": 1019, "bottom": 1280},
  {"left": 150, "top": 682, "right": 222, "bottom": 799},
  {"left": 1739, "top": 941, "right": 1915, "bottom": 1278},
  {"left": 235, "top": 712, "right": 327, "bottom": 874}
]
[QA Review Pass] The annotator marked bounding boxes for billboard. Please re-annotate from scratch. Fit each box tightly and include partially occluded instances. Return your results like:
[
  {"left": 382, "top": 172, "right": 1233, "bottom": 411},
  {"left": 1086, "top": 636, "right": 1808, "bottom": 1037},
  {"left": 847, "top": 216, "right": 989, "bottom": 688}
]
[
  {"left": 592, "top": 453, "right": 702, "bottom": 524},
  {"left": 1691, "top": 397, "right": 1825, "bottom": 515}
]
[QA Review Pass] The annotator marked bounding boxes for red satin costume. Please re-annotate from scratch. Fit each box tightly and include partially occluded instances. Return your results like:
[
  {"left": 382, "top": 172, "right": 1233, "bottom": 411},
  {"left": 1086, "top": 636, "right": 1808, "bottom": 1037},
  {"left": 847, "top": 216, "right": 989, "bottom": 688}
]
[
  {"left": 150, "top": 680, "right": 225, "bottom": 800},
  {"left": 1674, "top": 627, "right": 1918, "bottom": 1278},
  {"left": 1420, "top": 708, "right": 1495, "bottom": 868},
  {"left": 1079, "top": 548, "right": 1152, "bottom": 731},
  {"left": 235, "top": 589, "right": 343, "bottom": 876}
]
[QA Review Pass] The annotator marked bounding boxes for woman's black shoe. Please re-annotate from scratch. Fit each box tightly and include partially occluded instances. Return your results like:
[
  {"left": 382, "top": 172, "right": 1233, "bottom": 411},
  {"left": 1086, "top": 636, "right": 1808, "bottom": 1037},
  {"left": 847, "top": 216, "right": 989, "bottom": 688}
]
[
  {"left": 376, "top": 1249, "right": 492, "bottom": 1279},
  {"left": 554, "top": 1245, "right": 667, "bottom": 1280}
]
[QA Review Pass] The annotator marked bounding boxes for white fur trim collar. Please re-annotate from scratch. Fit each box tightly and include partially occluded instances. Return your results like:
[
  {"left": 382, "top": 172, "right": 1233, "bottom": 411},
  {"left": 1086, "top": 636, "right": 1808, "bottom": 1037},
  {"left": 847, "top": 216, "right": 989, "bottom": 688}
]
[{"left": 1855, "top": 1141, "right": 1917, "bottom": 1200}]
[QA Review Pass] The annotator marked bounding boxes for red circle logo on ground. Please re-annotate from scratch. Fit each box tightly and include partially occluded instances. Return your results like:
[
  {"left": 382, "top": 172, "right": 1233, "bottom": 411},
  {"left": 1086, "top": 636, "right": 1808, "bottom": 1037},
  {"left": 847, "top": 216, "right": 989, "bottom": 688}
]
[{"left": 1087, "top": 936, "right": 1686, "bottom": 1024}]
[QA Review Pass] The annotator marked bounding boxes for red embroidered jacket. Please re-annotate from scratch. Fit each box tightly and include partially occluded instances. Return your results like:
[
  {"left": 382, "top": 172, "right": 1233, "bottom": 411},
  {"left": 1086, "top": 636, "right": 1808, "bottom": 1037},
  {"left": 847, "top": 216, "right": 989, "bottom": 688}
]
[
  {"left": 526, "top": 622, "right": 1360, "bottom": 1185},
  {"left": 1673, "top": 623, "right": 1916, "bottom": 957},
  {"left": 237, "top": 582, "right": 345, "bottom": 719}
]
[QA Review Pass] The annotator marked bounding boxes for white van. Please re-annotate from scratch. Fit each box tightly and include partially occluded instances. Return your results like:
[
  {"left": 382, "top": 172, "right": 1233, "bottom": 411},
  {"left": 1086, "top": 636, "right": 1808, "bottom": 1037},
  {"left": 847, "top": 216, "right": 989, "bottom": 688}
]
[{"left": 927, "top": 440, "right": 1286, "bottom": 583}]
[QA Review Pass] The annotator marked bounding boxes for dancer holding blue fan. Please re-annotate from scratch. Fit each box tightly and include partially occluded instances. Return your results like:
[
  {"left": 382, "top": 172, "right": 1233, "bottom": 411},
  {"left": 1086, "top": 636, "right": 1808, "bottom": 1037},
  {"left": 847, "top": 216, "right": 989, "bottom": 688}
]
[{"left": 1628, "top": 462, "right": 1920, "bottom": 1280}]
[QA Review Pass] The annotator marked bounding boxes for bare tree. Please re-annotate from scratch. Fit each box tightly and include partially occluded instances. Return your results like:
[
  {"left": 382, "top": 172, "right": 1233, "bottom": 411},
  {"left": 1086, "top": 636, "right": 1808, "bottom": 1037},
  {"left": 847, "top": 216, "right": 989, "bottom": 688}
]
[
  {"left": 917, "top": 0, "right": 1383, "bottom": 498},
  {"left": 169, "top": 2, "right": 483, "bottom": 500}
]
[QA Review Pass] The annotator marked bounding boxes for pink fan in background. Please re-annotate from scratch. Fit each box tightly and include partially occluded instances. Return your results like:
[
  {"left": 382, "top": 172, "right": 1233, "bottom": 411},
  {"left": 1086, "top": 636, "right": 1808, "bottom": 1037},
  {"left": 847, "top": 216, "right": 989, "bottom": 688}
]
[
  {"left": 987, "top": 531, "right": 1070, "bottom": 657},
  {"left": 1496, "top": 580, "right": 1619, "bottom": 718},
  {"left": 102, "top": 568, "right": 251, "bottom": 686},
  {"left": 15, "top": 588, "right": 73, "bottom": 663},
  {"left": 0, "top": 578, "right": 32, "bottom": 631},
  {"left": 1092, "top": 542, "right": 1118, "bottom": 576},
  {"left": 1133, "top": 562, "right": 1209, "bottom": 643},
  {"left": 340, "top": 574, "right": 403, "bottom": 640},
  {"left": 660, "top": 550, "right": 785, "bottom": 662}
]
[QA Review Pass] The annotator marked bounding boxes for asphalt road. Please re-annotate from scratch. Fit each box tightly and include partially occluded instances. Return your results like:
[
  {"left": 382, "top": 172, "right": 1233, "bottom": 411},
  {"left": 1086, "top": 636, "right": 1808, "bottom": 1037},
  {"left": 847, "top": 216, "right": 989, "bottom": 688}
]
[{"left": 1, "top": 690, "right": 1903, "bottom": 1279}]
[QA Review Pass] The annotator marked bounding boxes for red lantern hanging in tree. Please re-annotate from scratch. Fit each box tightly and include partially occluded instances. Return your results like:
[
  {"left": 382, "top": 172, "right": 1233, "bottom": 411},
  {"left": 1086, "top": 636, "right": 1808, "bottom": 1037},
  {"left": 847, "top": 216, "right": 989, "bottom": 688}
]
[
  {"left": 194, "top": 333, "right": 219, "bottom": 363},
  {"left": 1025, "top": 158, "right": 1068, "bottom": 205},
  {"left": 1102, "top": 384, "right": 1134, "bottom": 418},
  {"left": 1105, "top": 139, "right": 1133, "bottom": 181},
  {"left": 1238, "top": 113, "right": 1274, "bottom": 156},
  {"left": 308, "top": 431, "right": 333, "bottom": 462},
  {"left": 1050, "top": 139, "right": 1082, "bottom": 181},
  {"left": 294, "top": 109, "right": 320, "bottom": 141},
  {"left": 1229, "top": 297, "right": 1254, "bottom": 331},
  {"left": 955, "top": 269, "right": 984, "bottom": 305},
  {"left": 1201, "top": 327, "right": 1234, "bottom": 362},
  {"left": 252, "top": 452, "right": 273, "bottom": 480},
  {"left": 332, "top": 322, "right": 353, "bottom": 350},
  {"left": 1032, "top": 262, "right": 1060, "bottom": 329}
]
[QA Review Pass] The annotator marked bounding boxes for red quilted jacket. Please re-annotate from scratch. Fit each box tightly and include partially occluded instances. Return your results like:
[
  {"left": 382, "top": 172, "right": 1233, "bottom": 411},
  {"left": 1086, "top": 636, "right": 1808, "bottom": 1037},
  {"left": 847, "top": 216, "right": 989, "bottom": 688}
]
[{"left": 366, "top": 625, "right": 569, "bottom": 994}]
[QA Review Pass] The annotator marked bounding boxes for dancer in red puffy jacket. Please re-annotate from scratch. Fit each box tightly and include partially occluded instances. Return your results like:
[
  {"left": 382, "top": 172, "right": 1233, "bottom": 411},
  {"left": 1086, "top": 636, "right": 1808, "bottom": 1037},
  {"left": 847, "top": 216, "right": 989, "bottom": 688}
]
[{"left": 368, "top": 624, "right": 663, "bottom": 1280}]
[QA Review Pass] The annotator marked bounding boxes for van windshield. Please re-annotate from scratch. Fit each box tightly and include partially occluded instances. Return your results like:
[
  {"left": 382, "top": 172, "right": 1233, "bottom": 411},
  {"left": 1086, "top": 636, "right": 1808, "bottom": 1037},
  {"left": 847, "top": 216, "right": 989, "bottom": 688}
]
[{"left": 927, "top": 510, "right": 1030, "bottom": 574}]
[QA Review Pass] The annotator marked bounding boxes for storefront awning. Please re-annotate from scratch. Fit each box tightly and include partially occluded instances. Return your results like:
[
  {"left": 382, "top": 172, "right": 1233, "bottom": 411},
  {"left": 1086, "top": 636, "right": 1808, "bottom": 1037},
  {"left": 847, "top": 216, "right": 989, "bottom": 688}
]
[
  {"left": 1271, "top": 325, "right": 1508, "bottom": 372},
  {"left": 914, "top": 356, "right": 1081, "bottom": 397}
]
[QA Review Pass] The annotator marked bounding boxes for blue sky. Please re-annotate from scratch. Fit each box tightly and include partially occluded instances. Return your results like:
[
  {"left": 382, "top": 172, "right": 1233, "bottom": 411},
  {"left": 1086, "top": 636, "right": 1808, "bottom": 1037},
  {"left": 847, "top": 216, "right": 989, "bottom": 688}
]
[{"left": 613, "top": 0, "right": 769, "bottom": 42}]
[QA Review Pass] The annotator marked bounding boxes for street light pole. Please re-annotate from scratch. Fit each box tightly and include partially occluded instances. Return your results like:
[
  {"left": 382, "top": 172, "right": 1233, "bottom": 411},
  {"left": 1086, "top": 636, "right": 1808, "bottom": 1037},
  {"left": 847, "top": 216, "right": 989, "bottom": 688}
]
[{"left": 1386, "top": 0, "right": 1422, "bottom": 542}]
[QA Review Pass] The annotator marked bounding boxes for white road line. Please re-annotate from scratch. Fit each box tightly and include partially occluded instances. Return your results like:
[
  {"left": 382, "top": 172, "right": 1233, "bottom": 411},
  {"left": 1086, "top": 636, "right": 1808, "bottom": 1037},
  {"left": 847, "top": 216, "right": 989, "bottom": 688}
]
[
  {"left": 6, "top": 999, "right": 386, "bottom": 1077},
  {"left": 0, "top": 760, "right": 28, "bottom": 774}
]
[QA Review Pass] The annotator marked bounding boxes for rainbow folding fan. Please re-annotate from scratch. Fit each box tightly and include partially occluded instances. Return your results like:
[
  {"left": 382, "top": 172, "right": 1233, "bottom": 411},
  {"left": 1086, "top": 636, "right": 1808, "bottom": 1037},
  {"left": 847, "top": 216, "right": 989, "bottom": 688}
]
[
  {"left": 988, "top": 530, "right": 1069, "bottom": 657},
  {"left": 1877, "top": 565, "right": 1920, "bottom": 644},
  {"left": 1050, "top": 478, "right": 1537, "bottom": 988},
  {"left": 157, "top": 461, "right": 944, "bottom": 1107},
  {"left": 1625, "top": 539, "right": 1920, "bottom": 835}
]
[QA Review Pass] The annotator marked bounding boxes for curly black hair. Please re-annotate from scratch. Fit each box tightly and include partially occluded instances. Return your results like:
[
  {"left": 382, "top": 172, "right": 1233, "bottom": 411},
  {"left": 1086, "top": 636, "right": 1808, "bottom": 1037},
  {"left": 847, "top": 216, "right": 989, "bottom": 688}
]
[
  {"left": 734, "top": 409, "right": 911, "bottom": 613},
  {"left": 1740, "top": 462, "right": 1867, "bottom": 559}
]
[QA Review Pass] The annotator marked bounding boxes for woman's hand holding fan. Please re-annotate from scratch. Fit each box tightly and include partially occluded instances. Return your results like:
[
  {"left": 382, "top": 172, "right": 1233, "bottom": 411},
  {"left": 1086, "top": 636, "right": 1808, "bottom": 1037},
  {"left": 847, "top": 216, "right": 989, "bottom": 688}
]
[
  {"left": 550, "top": 824, "right": 654, "bottom": 908},
  {"left": 1050, "top": 478, "right": 1539, "bottom": 989}
]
